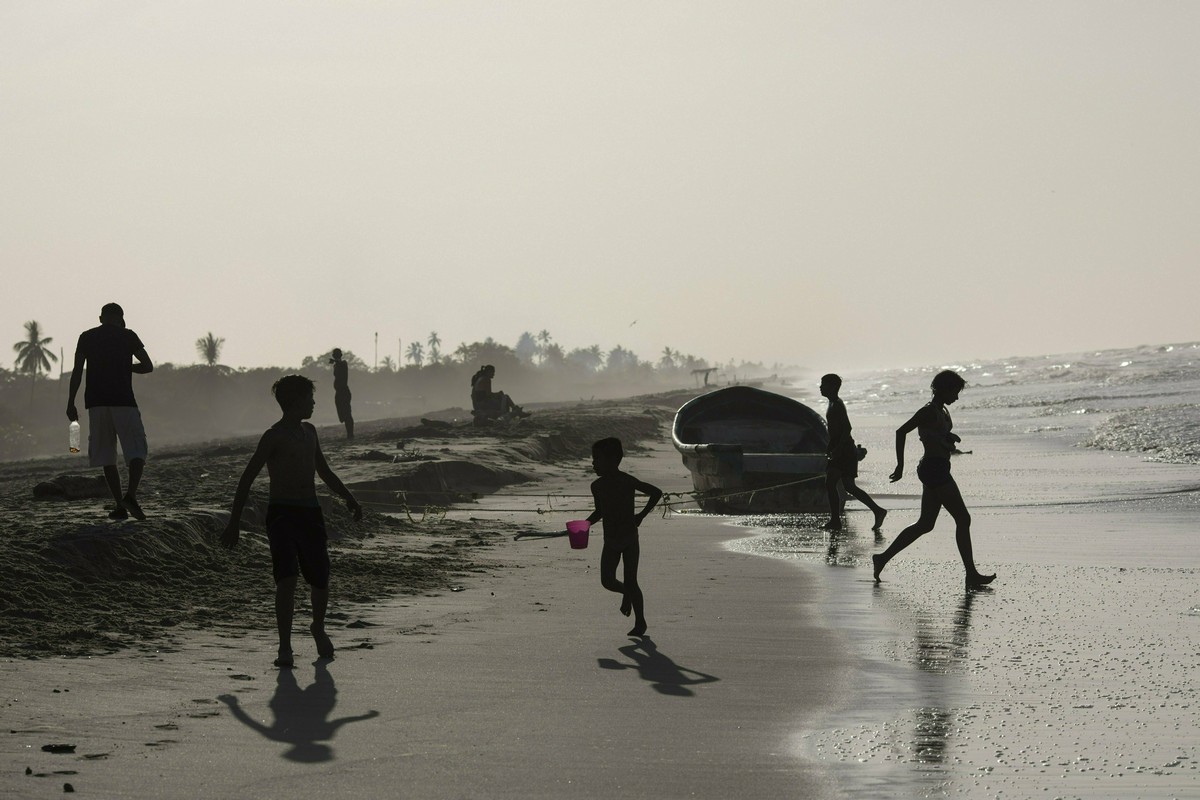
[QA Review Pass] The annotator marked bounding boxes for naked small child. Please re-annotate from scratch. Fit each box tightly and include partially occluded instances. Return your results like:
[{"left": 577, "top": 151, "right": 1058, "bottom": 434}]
[
  {"left": 585, "top": 437, "right": 663, "bottom": 637},
  {"left": 221, "top": 375, "right": 362, "bottom": 667}
]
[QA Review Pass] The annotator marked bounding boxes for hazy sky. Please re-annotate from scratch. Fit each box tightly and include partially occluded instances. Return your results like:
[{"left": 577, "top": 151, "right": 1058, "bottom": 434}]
[{"left": 3, "top": 2, "right": 1198, "bottom": 373}]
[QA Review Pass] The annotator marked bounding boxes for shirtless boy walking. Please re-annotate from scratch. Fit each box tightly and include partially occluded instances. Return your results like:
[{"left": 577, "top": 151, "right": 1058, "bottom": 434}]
[{"left": 221, "top": 375, "right": 362, "bottom": 667}]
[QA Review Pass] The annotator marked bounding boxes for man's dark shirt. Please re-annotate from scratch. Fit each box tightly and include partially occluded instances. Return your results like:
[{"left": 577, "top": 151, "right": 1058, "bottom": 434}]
[
  {"left": 77, "top": 325, "right": 144, "bottom": 408},
  {"left": 333, "top": 360, "right": 350, "bottom": 396}
]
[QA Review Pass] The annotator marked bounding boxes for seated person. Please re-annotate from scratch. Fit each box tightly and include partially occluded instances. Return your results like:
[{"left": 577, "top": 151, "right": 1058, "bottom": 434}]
[{"left": 470, "top": 365, "right": 529, "bottom": 418}]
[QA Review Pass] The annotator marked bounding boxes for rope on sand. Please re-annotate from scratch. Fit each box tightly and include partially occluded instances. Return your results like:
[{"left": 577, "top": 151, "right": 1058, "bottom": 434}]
[{"left": 359, "top": 474, "right": 828, "bottom": 522}]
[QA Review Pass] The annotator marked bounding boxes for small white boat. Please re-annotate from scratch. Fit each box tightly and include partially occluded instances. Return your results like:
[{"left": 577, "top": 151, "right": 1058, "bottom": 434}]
[{"left": 672, "top": 386, "right": 831, "bottom": 513}]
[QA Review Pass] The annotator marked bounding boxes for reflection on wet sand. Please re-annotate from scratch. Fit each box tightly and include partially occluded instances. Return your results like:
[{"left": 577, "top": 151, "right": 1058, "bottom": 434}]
[
  {"left": 905, "top": 589, "right": 981, "bottom": 766},
  {"left": 734, "top": 514, "right": 881, "bottom": 569},
  {"left": 727, "top": 518, "right": 991, "bottom": 782}
]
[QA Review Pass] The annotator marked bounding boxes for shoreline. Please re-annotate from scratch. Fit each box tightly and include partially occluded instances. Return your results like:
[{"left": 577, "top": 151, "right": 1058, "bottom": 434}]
[{"left": 723, "top": 392, "right": 1200, "bottom": 799}]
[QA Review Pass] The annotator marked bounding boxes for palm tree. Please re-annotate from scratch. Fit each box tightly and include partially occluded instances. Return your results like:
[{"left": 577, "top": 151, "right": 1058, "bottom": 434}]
[
  {"left": 659, "top": 347, "right": 677, "bottom": 370},
  {"left": 606, "top": 344, "right": 639, "bottom": 372},
  {"left": 13, "top": 320, "right": 57, "bottom": 406},
  {"left": 536, "top": 329, "right": 552, "bottom": 364},
  {"left": 567, "top": 344, "right": 604, "bottom": 372},
  {"left": 195, "top": 332, "right": 225, "bottom": 367},
  {"left": 406, "top": 341, "right": 425, "bottom": 367},
  {"left": 379, "top": 355, "right": 397, "bottom": 373},
  {"left": 515, "top": 331, "right": 538, "bottom": 364},
  {"left": 427, "top": 331, "right": 441, "bottom": 363},
  {"left": 542, "top": 342, "right": 565, "bottom": 367}
]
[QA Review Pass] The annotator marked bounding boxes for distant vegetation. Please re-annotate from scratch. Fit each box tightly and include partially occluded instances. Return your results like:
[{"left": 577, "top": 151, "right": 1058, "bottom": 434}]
[
  {"left": 195, "top": 332, "right": 225, "bottom": 368},
  {"left": 11, "top": 320, "right": 57, "bottom": 409},
  {"left": 1, "top": 325, "right": 790, "bottom": 460}
]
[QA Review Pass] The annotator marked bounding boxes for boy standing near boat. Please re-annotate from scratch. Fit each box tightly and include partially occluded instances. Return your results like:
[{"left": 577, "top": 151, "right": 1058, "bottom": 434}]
[
  {"left": 585, "top": 437, "right": 663, "bottom": 637},
  {"left": 821, "top": 374, "right": 887, "bottom": 531}
]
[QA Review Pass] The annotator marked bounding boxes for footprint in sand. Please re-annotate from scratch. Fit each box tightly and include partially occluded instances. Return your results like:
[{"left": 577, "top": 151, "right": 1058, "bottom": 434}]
[
  {"left": 27, "top": 769, "right": 79, "bottom": 777},
  {"left": 188, "top": 709, "right": 221, "bottom": 719}
]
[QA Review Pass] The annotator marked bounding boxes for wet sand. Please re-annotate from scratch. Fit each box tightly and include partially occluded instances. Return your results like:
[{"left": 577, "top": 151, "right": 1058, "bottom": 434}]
[{"left": 729, "top": 399, "right": 1200, "bottom": 799}]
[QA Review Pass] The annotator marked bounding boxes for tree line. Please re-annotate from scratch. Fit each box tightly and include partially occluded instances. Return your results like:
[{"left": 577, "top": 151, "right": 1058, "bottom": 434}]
[
  {"left": 10, "top": 320, "right": 744, "bottom": 381},
  {"left": 4, "top": 320, "right": 785, "bottom": 461}
]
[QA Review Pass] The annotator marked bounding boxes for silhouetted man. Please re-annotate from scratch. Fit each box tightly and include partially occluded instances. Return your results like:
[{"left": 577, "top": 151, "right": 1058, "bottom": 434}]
[
  {"left": 331, "top": 348, "right": 353, "bottom": 439},
  {"left": 66, "top": 302, "right": 153, "bottom": 520}
]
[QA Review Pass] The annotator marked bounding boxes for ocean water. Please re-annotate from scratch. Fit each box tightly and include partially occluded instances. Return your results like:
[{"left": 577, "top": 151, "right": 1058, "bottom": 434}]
[{"left": 729, "top": 342, "right": 1200, "bottom": 799}]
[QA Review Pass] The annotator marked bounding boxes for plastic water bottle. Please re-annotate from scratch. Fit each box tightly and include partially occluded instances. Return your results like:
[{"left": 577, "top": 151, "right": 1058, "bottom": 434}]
[{"left": 69, "top": 420, "right": 81, "bottom": 454}]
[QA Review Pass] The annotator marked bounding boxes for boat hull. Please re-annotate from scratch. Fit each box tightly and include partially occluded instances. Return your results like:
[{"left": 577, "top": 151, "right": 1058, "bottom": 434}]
[
  {"left": 672, "top": 387, "right": 836, "bottom": 514},
  {"left": 679, "top": 448, "right": 831, "bottom": 513}
]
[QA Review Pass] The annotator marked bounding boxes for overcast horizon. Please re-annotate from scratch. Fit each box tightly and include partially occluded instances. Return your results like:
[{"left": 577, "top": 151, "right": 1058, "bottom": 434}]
[{"left": 4, "top": 2, "right": 1198, "bottom": 375}]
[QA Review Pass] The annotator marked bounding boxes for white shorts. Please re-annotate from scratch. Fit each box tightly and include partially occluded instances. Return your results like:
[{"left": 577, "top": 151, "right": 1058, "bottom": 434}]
[{"left": 88, "top": 406, "right": 148, "bottom": 467}]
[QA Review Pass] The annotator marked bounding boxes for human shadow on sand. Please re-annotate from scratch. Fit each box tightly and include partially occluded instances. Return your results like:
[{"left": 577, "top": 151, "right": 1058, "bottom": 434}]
[
  {"left": 597, "top": 636, "right": 720, "bottom": 696},
  {"left": 218, "top": 661, "right": 379, "bottom": 762}
]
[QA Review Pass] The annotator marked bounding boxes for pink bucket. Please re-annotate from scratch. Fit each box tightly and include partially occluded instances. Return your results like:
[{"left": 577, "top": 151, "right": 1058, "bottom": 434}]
[{"left": 566, "top": 520, "right": 590, "bottom": 549}]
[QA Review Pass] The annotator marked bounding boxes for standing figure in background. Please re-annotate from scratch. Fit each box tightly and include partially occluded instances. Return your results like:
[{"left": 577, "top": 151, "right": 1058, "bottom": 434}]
[
  {"left": 65, "top": 302, "right": 154, "bottom": 520},
  {"left": 873, "top": 369, "right": 996, "bottom": 590},
  {"left": 331, "top": 348, "right": 353, "bottom": 440},
  {"left": 821, "top": 374, "right": 887, "bottom": 531}
]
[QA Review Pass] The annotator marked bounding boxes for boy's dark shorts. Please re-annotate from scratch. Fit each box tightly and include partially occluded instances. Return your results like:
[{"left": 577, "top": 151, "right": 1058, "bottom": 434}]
[
  {"left": 916, "top": 457, "right": 954, "bottom": 488},
  {"left": 826, "top": 456, "right": 858, "bottom": 480},
  {"left": 266, "top": 504, "right": 331, "bottom": 588}
]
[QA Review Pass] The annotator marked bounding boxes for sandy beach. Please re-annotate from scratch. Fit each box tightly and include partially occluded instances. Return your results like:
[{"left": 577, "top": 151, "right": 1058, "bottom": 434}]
[
  {"left": 5, "top": 349, "right": 1200, "bottom": 799},
  {"left": 2, "top": 394, "right": 849, "bottom": 798},
  {"left": 5, "top": 4, "right": 1198, "bottom": 797}
]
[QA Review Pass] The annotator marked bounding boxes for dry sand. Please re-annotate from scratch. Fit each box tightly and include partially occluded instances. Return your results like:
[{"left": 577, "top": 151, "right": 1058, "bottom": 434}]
[
  {"left": 2, "top": 395, "right": 850, "bottom": 798},
  {"left": 0, "top": 402, "right": 665, "bottom": 659}
]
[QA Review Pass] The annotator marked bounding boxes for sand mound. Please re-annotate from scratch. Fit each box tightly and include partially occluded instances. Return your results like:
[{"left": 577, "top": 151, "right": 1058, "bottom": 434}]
[
  {"left": 32, "top": 473, "right": 111, "bottom": 500},
  {"left": 351, "top": 460, "right": 532, "bottom": 507},
  {"left": 0, "top": 400, "right": 675, "bottom": 658},
  {"left": 0, "top": 498, "right": 491, "bottom": 658}
]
